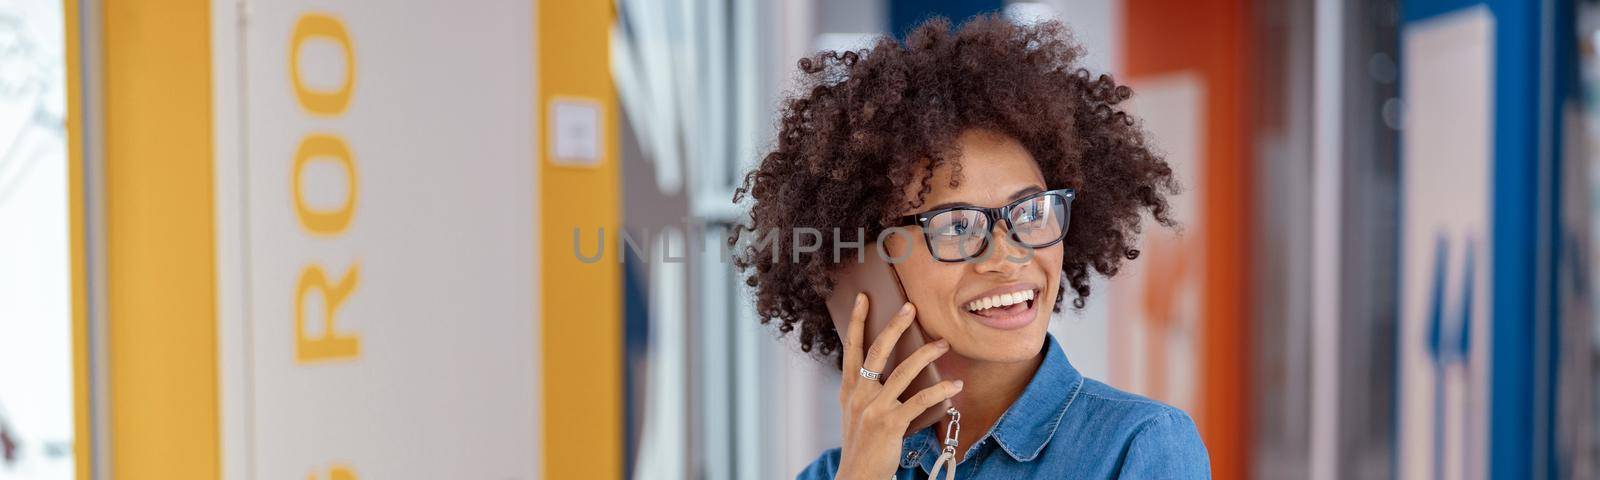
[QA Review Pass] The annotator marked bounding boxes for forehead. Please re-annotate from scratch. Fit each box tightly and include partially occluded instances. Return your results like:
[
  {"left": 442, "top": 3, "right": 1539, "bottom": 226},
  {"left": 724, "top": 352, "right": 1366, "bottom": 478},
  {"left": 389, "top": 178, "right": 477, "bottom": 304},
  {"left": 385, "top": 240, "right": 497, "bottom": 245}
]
[{"left": 904, "top": 129, "right": 1047, "bottom": 211}]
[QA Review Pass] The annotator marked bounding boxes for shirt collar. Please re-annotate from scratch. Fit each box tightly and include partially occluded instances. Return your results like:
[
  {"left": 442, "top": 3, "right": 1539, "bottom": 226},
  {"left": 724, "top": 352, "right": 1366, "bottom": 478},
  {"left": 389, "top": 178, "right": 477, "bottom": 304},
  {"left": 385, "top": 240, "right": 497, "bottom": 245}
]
[
  {"left": 989, "top": 333, "right": 1083, "bottom": 461},
  {"left": 900, "top": 333, "right": 1084, "bottom": 470}
]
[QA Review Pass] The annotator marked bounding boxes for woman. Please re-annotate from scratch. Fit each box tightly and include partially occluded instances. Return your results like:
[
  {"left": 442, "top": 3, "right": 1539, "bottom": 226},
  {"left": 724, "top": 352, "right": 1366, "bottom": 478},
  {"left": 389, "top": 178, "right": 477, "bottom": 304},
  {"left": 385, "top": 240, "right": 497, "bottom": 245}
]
[{"left": 730, "top": 15, "right": 1211, "bottom": 479}]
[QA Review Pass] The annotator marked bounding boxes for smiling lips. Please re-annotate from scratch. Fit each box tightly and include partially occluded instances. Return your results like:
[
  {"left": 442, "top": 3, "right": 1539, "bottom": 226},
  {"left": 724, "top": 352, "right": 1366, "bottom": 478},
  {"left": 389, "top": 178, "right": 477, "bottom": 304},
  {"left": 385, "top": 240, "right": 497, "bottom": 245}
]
[
  {"left": 963, "top": 287, "right": 1040, "bottom": 330},
  {"left": 965, "top": 289, "right": 1034, "bottom": 311}
]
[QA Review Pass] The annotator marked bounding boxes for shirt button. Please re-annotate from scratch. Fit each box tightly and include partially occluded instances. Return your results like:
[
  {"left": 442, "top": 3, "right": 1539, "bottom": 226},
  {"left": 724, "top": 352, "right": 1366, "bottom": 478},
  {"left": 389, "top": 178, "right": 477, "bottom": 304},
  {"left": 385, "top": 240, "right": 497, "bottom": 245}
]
[{"left": 903, "top": 450, "right": 921, "bottom": 466}]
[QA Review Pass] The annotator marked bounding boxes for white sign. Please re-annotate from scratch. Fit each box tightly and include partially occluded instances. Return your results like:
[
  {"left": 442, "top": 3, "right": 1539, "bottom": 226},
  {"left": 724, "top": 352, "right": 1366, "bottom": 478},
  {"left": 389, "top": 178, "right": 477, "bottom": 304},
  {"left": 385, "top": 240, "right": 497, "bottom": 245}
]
[
  {"left": 1092, "top": 72, "right": 1205, "bottom": 411},
  {"left": 214, "top": 1, "right": 541, "bottom": 478},
  {"left": 1399, "top": 7, "right": 1494, "bottom": 480}
]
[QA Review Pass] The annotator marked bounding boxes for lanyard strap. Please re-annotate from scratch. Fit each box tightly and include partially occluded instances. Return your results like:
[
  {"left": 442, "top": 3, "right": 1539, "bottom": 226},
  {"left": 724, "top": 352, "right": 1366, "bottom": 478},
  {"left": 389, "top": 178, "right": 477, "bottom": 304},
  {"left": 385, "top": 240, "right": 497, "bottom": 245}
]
[{"left": 925, "top": 408, "right": 960, "bottom": 480}]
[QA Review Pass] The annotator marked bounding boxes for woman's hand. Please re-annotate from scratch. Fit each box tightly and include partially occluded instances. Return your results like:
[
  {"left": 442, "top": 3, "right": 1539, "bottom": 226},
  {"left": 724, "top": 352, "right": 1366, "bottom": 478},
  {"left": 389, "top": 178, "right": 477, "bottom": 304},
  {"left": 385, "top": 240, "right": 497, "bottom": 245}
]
[{"left": 834, "top": 294, "right": 965, "bottom": 480}]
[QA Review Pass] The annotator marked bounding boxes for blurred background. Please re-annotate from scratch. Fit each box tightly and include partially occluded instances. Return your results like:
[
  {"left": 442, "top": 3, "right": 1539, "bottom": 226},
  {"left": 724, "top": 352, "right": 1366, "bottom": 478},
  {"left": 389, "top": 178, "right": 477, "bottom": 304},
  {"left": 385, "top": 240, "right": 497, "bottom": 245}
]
[{"left": 1, "top": 0, "right": 1598, "bottom": 479}]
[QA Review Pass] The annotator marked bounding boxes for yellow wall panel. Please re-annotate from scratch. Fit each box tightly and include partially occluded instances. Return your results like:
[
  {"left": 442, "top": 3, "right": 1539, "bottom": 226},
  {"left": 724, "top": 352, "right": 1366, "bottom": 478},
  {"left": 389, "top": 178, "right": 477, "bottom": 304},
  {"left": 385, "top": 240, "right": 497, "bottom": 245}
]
[
  {"left": 539, "top": 1, "right": 621, "bottom": 478},
  {"left": 102, "top": 0, "right": 218, "bottom": 477}
]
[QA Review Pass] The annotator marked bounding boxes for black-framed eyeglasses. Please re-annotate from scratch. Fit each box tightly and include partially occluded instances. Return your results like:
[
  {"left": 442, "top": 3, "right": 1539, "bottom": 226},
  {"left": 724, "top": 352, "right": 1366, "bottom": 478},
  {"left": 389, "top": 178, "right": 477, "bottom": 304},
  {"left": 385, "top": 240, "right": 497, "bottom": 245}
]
[{"left": 897, "top": 188, "right": 1075, "bottom": 262}]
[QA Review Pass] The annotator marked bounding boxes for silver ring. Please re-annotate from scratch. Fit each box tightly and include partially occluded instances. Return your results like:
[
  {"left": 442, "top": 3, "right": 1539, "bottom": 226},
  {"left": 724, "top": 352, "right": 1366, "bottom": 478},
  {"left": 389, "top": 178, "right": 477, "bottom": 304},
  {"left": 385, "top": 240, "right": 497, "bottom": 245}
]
[{"left": 859, "top": 367, "right": 883, "bottom": 381}]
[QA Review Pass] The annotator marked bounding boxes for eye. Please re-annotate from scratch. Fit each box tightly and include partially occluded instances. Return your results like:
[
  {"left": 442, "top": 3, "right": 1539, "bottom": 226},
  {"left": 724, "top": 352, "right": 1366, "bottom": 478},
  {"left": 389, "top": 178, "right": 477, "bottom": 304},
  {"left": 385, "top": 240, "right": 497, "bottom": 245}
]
[
  {"left": 939, "top": 217, "right": 971, "bottom": 236},
  {"left": 928, "top": 210, "right": 985, "bottom": 237},
  {"left": 1015, "top": 204, "right": 1040, "bottom": 223},
  {"left": 1013, "top": 198, "right": 1050, "bottom": 224}
]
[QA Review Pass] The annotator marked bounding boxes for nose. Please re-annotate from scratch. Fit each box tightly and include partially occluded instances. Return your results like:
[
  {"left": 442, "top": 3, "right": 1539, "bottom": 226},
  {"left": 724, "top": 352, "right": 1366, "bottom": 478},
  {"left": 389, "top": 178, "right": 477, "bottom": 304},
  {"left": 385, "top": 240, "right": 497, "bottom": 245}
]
[{"left": 973, "top": 222, "right": 1031, "bottom": 275}]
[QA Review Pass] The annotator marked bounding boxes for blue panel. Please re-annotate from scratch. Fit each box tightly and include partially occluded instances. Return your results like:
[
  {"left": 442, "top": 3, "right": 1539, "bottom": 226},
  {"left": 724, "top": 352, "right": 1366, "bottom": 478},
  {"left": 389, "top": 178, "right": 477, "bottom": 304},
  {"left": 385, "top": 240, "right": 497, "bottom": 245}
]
[
  {"left": 1489, "top": 1, "right": 1539, "bottom": 479},
  {"left": 887, "top": 0, "right": 1003, "bottom": 38},
  {"left": 1402, "top": 0, "right": 1567, "bottom": 478},
  {"left": 621, "top": 251, "right": 650, "bottom": 479}
]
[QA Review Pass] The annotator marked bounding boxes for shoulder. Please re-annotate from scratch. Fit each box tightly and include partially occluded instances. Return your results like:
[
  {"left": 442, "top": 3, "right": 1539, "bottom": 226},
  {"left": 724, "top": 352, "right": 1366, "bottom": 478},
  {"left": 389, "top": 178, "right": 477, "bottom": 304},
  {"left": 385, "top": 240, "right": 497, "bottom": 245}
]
[
  {"left": 1068, "top": 379, "right": 1210, "bottom": 475},
  {"left": 795, "top": 447, "right": 842, "bottom": 480},
  {"left": 1070, "top": 378, "right": 1194, "bottom": 430}
]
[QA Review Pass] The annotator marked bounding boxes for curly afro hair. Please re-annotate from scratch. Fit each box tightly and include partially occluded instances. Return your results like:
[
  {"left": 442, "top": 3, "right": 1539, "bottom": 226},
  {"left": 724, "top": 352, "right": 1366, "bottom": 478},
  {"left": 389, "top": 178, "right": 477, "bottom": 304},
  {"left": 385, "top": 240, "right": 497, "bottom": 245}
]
[{"left": 728, "top": 14, "right": 1178, "bottom": 364}]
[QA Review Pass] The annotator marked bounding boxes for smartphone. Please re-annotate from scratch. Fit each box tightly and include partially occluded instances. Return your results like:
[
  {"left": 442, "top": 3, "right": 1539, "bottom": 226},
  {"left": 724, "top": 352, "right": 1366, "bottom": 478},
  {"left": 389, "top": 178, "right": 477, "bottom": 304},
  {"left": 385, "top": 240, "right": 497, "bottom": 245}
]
[{"left": 825, "top": 252, "right": 953, "bottom": 436}]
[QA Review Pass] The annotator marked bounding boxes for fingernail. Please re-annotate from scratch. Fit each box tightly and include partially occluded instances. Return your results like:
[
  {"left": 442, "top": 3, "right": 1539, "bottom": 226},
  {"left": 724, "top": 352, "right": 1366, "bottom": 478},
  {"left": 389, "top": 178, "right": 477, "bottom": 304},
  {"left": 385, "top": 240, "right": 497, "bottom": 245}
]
[
  {"left": 900, "top": 302, "right": 914, "bottom": 314},
  {"left": 936, "top": 339, "right": 949, "bottom": 349},
  {"left": 954, "top": 380, "right": 965, "bottom": 389},
  {"left": 855, "top": 293, "right": 865, "bottom": 306}
]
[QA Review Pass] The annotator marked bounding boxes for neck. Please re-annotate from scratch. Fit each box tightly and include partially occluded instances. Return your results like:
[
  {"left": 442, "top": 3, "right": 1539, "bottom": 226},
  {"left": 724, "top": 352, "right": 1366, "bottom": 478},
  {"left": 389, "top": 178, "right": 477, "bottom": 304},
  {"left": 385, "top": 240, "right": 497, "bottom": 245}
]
[{"left": 931, "top": 349, "right": 1044, "bottom": 462}]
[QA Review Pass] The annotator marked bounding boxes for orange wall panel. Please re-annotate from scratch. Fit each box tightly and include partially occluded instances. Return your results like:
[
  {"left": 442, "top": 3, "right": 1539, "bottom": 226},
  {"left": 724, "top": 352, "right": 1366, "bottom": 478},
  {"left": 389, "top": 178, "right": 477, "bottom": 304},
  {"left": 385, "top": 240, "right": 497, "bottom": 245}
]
[{"left": 1122, "top": 1, "right": 1252, "bottom": 478}]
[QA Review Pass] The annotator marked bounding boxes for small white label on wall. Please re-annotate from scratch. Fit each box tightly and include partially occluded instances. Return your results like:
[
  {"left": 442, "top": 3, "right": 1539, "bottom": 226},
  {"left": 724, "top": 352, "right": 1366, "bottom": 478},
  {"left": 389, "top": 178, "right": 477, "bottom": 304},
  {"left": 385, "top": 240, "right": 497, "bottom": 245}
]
[{"left": 550, "top": 97, "right": 602, "bottom": 166}]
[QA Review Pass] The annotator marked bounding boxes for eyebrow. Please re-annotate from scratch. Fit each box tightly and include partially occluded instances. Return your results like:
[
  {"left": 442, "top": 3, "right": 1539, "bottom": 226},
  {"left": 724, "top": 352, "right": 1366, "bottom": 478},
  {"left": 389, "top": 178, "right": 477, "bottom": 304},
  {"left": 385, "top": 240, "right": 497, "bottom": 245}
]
[{"left": 920, "top": 185, "right": 1046, "bottom": 212}]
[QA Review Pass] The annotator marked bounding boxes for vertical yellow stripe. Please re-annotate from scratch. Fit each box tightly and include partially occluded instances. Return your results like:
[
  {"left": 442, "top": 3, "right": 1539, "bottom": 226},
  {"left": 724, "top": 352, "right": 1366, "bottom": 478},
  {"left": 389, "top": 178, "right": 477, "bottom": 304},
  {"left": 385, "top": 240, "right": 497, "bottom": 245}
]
[
  {"left": 539, "top": 1, "right": 621, "bottom": 478},
  {"left": 102, "top": 0, "right": 218, "bottom": 478},
  {"left": 62, "top": 0, "right": 89, "bottom": 478}
]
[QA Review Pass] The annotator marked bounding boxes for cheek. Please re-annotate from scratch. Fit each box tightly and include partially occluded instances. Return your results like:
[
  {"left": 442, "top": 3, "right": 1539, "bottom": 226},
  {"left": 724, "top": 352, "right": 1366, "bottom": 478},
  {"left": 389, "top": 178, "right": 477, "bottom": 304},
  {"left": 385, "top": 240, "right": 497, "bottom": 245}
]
[
  {"left": 1034, "top": 245, "right": 1066, "bottom": 296},
  {"left": 1042, "top": 245, "right": 1065, "bottom": 274},
  {"left": 894, "top": 259, "right": 963, "bottom": 319},
  {"left": 901, "top": 265, "right": 958, "bottom": 299}
]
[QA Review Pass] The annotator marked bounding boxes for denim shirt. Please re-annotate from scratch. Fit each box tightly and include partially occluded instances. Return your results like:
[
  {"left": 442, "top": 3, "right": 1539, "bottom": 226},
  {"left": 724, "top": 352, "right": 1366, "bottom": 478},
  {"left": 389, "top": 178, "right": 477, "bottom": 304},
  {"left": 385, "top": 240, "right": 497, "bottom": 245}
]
[{"left": 797, "top": 334, "right": 1211, "bottom": 479}]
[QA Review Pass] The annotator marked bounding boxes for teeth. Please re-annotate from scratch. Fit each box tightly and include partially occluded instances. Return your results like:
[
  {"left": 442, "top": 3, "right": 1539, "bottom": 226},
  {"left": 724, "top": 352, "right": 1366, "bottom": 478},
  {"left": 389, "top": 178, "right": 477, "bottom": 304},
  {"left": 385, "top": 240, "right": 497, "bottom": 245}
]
[{"left": 966, "top": 289, "right": 1036, "bottom": 312}]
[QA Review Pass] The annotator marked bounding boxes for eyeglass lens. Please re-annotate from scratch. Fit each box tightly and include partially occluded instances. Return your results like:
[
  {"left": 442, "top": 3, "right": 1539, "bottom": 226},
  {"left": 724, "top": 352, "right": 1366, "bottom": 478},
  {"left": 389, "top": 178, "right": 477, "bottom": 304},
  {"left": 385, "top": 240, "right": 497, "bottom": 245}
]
[{"left": 922, "top": 193, "right": 1069, "bottom": 260}]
